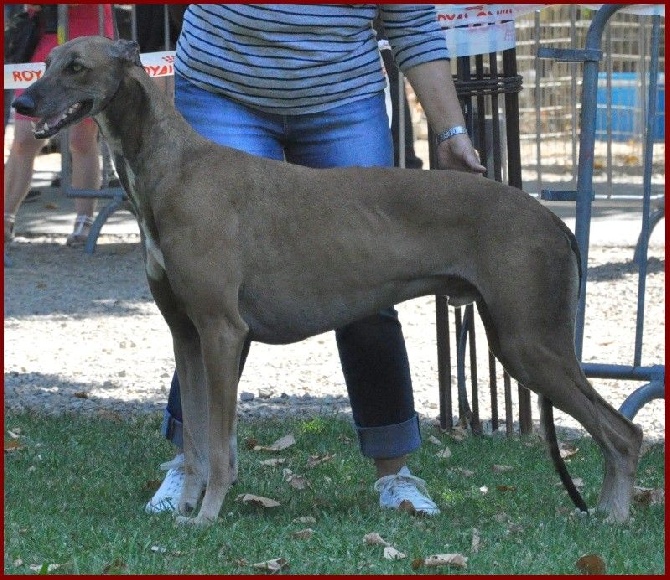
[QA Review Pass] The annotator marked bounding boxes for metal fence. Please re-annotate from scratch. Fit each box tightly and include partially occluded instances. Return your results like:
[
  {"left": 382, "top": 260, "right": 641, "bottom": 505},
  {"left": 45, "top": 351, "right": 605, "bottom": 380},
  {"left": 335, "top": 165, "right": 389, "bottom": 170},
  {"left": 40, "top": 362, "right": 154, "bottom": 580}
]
[{"left": 514, "top": 5, "right": 665, "bottom": 198}]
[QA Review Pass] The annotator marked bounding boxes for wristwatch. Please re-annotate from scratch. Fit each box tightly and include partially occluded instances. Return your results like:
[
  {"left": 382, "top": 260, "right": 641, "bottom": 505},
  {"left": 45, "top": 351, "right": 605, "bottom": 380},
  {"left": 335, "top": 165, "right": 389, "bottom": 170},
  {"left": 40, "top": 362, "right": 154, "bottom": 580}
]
[{"left": 435, "top": 125, "right": 468, "bottom": 146}]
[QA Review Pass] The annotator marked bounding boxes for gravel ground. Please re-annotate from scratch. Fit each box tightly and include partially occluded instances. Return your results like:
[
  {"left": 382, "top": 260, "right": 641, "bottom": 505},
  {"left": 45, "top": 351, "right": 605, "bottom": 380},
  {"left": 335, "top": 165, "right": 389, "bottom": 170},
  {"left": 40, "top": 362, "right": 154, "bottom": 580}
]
[{"left": 4, "top": 231, "right": 665, "bottom": 443}]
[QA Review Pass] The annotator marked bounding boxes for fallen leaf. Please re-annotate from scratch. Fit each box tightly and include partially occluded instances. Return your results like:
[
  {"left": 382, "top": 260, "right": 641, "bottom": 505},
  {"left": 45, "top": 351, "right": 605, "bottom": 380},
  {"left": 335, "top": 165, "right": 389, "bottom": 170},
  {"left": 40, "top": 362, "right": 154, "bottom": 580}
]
[
  {"left": 251, "top": 557, "right": 289, "bottom": 573},
  {"left": 496, "top": 485, "right": 517, "bottom": 492},
  {"left": 73, "top": 392, "right": 89, "bottom": 399},
  {"left": 449, "top": 428, "right": 468, "bottom": 442},
  {"left": 244, "top": 437, "right": 259, "bottom": 450},
  {"left": 633, "top": 486, "right": 665, "bottom": 506},
  {"left": 363, "top": 532, "right": 390, "bottom": 546},
  {"left": 282, "top": 469, "right": 310, "bottom": 490},
  {"left": 254, "top": 434, "right": 296, "bottom": 452},
  {"left": 150, "top": 546, "right": 167, "bottom": 554},
  {"left": 423, "top": 553, "right": 468, "bottom": 569},
  {"left": 453, "top": 467, "right": 475, "bottom": 477},
  {"left": 576, "top": 553, "right": 606, "bottom": 574},
  {"left": 291, "top": 528, "right": 314, "bottom": 540},
  {"left": 4, "top": 440, "right": 24, "bottom": 453},
  {"left": 479, "top": 485, "right": 489, "bottom": 494},
  {"left": 293, "top": 516, "right": 316, "bottom": 524},
  {"left": 259, "top": 458, "right": 285, "bottom": 467},
  {"left": 492, "top": 464, "right": 514, "bottom": 473},
  {"left": 428, "top": 435, "right": 442, "bottom": 445},
  {"left": 101, "top": 558, "right": 128, "bottom": 574},
  {"left": 7, "top": 429, "right": 21, "bottom": 438},
  {"left": 44, "top": 202, "right": 59, "bottom": 209},
  {"left": 436, "top": 446, "right": 452, "bottom": 459},
  {"left": 471, "top": 528, "right": 481, "bottom": 553},
  {"left": 237, "top": 493, "right": 281, "bottom": 508},
  {"left": 306, "top": 453, "right": 335, "bottom": 468},
  {"left": 29, "top": 563, "right": 61, "bottom": 573},
  {"left": 383, "top": 546, "right": 406, "bottom": 560},
  {"left": 559, "top": 443, "right": 579, "bottom": 459}
]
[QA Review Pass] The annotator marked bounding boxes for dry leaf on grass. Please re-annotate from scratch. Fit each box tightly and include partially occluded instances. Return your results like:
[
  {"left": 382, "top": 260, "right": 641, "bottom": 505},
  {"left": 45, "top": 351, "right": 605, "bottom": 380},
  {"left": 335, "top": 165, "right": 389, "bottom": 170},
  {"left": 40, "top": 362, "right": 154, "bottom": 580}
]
[
  {"left": 449, "top": 427, "right": 469, "bottom": 442},
  {"left": 253, "top": 434, "right": 296, "bottom": 452},
  {"left": 4, "top": 440, "right": 24, "bottom": 453},
  {"left": 251, "top": 557, "right": 289, "bottom": 573},
  {"left": 413, "top": 553, "right": 468, "bottom": 569},
  {"left": 428, "top": 435, "right": 442, "bottom": 445},
  {"left": 363, "top": 532, "right": 390, "bottom": 546},
  {"left": 492, "top": 464, "right": 513, "bottom": 473},
  {"left": 453, "top": 467, "right": 475, "bottom": 477},
  {"left": 282, "top": 469, "right": 310, "bottom": 490},
  {"left": 576, "top": 553, "right": 606, "bottom": 574},
  {"left": 237, "top": 493, "right": 281, "bottom": 508},
  {"left": 306, "top": 453, "right": 335, "bottom": 468},
  {"left": 436, "top": 446, "right": 452, "bottom": 459},
  {"left": 291, "top": 528, "right": 314, "bottom": 540},
  {"left": 633, "top": 486, "right": 664, "bottom": 506},
  {"left": 559, "top": 443, "right": 579, "bottom": 459},
  {"left": 496, "top": 485, "right": 517, "bottom": 492},
  {"left": 471, "top": 528, "right": 481, "bottom": 553},
  {"left": 29, "top": 563, "right": 61, "bottom": 573},
  {"left": 259, "top": 458, "right": 285, "bottom": 467},
  {"left": 293, "top": 516, "right": 316, "bottom": 524},
  {"left": 383, "top": 546, "right": 406, "bottom": 560}
]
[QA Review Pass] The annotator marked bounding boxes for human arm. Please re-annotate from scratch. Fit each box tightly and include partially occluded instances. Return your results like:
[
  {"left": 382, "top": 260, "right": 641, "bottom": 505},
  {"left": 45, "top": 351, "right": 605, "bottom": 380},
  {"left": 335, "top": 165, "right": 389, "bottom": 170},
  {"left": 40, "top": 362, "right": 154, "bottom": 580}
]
[
  {"left": 379, "top": 5, "right": 485, "bottom": 174},
  {"left": 403, "top": 59, "right": 486, "bottom": 173}
]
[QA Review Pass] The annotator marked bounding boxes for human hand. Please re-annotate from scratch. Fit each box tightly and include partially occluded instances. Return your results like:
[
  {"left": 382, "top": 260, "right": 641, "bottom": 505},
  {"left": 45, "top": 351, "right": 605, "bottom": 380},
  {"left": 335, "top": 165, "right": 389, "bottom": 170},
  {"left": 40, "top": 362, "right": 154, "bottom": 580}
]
[{"left": 435, "top": 133, "right": 486, "bottom": 174}]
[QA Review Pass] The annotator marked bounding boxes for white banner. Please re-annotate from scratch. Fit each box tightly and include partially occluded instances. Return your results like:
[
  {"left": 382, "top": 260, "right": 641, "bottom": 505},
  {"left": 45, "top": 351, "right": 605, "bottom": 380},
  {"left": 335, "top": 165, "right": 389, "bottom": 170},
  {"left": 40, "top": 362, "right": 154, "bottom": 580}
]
[
  {"left": 436, "top": 4, "right": 664, "bottom": 57},
  {"left": 4, "top": 50, "right": 175, "bottom": 90}
]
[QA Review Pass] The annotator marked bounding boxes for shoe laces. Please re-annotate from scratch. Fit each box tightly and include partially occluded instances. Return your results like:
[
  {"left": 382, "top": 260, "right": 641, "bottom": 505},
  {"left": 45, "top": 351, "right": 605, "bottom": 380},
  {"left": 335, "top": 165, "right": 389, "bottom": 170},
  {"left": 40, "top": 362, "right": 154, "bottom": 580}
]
[{"left": 374, "top": 469, "right": 430, "bottom": 498}]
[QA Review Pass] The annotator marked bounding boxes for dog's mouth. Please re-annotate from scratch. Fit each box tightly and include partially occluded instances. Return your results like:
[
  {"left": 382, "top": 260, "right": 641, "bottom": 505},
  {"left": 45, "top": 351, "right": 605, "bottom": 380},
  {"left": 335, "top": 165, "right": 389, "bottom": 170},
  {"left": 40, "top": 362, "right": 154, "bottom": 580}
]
[{"left": 33, "top": 100, "right": 93, "bottom": 139}]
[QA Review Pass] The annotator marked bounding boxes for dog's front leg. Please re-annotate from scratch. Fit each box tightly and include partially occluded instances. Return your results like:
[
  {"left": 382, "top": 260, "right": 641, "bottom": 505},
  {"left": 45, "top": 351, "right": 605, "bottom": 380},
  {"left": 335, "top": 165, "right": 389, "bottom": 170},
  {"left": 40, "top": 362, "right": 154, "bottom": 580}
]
[
  {"left": 173, "top": 330, "right": 209, "bottom": 515},
  {"left": 178, "top": 316, "right": 248, "bottom": 526}
]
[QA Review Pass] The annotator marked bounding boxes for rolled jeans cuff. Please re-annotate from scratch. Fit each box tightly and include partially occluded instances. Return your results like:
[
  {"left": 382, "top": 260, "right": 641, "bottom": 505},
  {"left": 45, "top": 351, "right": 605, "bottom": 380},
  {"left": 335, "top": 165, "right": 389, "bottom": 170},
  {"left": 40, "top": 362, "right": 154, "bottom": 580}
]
[
  {"left": 161, "top": 409, "right": 184, "bottom": 450},
  {"left": 355, "top": 414, "right": 421, "bottom": 459}
]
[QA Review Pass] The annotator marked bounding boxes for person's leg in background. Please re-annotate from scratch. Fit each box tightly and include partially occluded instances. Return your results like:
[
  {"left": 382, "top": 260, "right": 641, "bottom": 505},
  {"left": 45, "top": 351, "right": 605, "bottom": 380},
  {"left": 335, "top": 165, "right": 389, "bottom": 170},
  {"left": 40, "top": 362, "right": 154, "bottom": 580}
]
[
  {"left": 283, "top": 92, "right": 438, "bottom": 513},
  {"left": 65, "top": 119, "right": 101, "bottom": 247},
  {"left": 4, "top": 117, "right": 45, "bottom": 249}
]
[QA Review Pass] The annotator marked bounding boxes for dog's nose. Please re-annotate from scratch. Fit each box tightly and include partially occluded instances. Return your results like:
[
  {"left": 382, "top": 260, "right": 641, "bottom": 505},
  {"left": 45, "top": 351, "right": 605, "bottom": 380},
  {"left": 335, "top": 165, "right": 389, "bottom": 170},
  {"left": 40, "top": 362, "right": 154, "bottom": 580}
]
[{"left": 12, "top": 94, "right": 36, "bottom": 117}]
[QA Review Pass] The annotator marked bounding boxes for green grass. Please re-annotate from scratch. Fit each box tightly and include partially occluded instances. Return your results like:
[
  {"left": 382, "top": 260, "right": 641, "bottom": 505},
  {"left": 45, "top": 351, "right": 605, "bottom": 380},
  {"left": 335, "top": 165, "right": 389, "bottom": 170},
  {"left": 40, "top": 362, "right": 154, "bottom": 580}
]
[{"left": 3, "top": 411, "right": 665, "bottom": 574}]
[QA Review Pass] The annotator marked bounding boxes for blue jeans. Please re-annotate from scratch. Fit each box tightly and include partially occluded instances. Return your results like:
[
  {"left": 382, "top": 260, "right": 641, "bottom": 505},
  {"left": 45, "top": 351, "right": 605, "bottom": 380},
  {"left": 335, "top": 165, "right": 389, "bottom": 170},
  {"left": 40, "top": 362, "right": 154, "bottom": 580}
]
[{"left": 161, "top": 75, "right": 421, "bottom": 459}]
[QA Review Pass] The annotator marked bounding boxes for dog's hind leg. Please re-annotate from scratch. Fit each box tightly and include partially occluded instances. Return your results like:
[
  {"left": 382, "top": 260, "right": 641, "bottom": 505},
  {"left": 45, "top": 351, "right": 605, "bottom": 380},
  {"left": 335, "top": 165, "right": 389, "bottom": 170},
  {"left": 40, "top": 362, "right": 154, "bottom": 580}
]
[{"left": 497, "top": 334, "right": 642, "bottom": 522}]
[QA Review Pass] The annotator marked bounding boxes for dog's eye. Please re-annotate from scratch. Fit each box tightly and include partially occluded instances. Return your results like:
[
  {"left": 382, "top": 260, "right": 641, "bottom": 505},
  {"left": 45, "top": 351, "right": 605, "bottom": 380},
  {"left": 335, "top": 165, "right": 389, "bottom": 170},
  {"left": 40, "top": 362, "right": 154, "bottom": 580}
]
[{"left": 68, "top": 62, "right": 84, "bottom": 73}]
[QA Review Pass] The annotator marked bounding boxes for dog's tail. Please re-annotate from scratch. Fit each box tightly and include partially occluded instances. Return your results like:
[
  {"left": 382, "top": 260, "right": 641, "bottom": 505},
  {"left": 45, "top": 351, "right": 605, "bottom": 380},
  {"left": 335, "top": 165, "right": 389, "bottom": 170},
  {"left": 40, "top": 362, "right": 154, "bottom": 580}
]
[{"left": 539, "top": 394, "right": 589, "bottom": 514}]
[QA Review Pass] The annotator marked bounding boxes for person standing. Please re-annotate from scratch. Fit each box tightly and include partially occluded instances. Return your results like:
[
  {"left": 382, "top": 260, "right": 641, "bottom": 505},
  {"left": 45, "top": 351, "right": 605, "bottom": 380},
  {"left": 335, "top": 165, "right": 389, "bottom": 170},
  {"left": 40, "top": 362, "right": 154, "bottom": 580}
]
[{"left": 4, "top": 4, "right": 115, "bottom": 253}]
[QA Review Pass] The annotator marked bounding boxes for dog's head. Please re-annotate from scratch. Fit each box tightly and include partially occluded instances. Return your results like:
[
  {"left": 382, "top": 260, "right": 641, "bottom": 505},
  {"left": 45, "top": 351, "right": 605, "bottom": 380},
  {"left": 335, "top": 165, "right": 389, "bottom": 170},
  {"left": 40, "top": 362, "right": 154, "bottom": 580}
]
[{"left": 12, "top": 36, "right": 143, "bottom": 139}]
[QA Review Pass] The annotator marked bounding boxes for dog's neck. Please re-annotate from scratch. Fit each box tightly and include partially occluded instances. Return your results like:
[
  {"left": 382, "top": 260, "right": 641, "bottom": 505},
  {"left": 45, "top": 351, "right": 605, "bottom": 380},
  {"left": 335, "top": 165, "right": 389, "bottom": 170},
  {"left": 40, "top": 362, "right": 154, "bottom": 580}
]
[{"left": 92, "top": 67, "right": 201, "bottom": 215}]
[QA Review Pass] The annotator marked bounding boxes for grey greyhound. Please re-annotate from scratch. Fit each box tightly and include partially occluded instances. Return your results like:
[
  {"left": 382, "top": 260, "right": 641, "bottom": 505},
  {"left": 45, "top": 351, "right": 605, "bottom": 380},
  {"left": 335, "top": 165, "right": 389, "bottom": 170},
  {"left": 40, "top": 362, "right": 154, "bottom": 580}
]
[{"left": 13, "top": 37, "right": 642, "bottom": 525}]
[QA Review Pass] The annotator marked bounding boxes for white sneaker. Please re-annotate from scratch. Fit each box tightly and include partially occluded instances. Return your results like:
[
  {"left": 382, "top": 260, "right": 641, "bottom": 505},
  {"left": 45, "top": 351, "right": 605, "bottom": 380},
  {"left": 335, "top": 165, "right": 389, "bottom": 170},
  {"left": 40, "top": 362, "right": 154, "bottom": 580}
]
[
  {"left": 145, "top": 454, "right": 185, "bottom": 514},
  {"left": 374, "top": 466, "right": 440, "bottom": 516}
]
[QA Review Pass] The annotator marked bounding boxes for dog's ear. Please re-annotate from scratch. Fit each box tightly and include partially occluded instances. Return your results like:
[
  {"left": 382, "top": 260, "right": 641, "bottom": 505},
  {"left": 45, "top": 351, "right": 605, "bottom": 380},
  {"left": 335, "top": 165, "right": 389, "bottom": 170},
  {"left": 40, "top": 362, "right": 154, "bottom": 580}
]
[{"left": 109, "top": 39, "right": 142, "bottom": 67}]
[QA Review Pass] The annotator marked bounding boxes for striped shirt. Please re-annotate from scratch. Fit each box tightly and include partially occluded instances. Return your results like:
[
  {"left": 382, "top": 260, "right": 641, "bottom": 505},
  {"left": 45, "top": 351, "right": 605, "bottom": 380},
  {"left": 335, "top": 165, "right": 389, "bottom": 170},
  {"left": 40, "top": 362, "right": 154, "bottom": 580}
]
[{"left": 175, "top": 4, "right": 449, "bottom": 115}]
